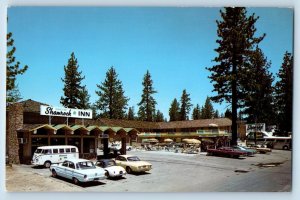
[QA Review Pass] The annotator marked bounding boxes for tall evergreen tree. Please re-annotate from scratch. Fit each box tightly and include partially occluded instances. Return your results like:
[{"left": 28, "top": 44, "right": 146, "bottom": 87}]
[
  {"left": 274, "top": 52, "right": 293, "bottom": 134},
  {"left": 78, "top": 85, "right": 91, "bottom": 109},
  {"left": 202, "top": 97, "right": 214, "bottom": 119},
  {"left": 214, "top": 110, "right": 220, "bottom": 118},
  {"left": 61, "top": 52, "right": 85, "bottom": 108},
  {"left": 95, "top": 66, "right": 129, "bottom": 119},
  {"left": 169, "top": 98, "right": 181, "bottom": 121},
  {"left": 242, "top": 47, "right": 275, "bottom": 125},
  {"left": 192, "top": 104, "right": 202, "bottom": 120},
  {"left": 6, "top": 32, "right": 28, "bottom": 102},
  {"left": 206, "top": 7, "right": 265, "bottom": 145},
  {"left": 224, "top": 108, "right": 232, "bottom": 119},
  {"left": 138, "top": 70, "right": 157, "bottom": 121},
  {"left": 127, "top": 106, "right": 135, "bottom": 120},
  {"left": 180, "top": 89, "right": 192, "bottom": 120},
  {"left": 155, "top": 110, "right": 164, "bottom": 122},
  {"left": 90, "top": 104, "right": 99, "bottom": 120}
]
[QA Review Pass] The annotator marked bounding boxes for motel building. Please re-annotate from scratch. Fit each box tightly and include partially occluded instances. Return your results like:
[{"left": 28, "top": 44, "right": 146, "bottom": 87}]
[{"left": 6, "top": 99, "right": 233, "bottom": 165}]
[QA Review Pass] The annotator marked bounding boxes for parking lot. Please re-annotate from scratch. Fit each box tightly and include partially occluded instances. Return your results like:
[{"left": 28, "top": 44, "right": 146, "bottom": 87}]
[{"left": 6, "top": 149, "right": 291, "bottom": 192}]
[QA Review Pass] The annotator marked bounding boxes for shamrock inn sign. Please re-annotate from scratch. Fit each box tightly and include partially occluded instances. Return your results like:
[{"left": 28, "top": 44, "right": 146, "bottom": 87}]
[{"left": 40, "top": 105, "right": 93, "bottom": 119}]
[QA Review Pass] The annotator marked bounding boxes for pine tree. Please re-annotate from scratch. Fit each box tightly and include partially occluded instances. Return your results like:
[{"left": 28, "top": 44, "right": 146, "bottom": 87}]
[
  {"left": 242, "top": 47, "right": 275, "bottom": 125},
  {"left": 155, "top": 110, "right": 164, "bottom": 122},
  {"left": 169, "top": 98, "right": 181, "bottom": 121},
  {"left": 6, "top": 84, "right": 22, "bottom": 103},
  {"left": 138, "top": 70, "right": 157, "bottom": 121},
  {"left": 78, "top": 85, "right": 91, "bottom": 109},
  {"left": 214, "top": 110, "right": 220, "bottom": 118},
  {"left": 200, "top": 106, "right": 205, "bottom": 119},
  {"left": 274, "top": 52, "right": 293, "bottom": 134},
  {"left": 6, "top": 32, "right": 28, "bottom": 101},
  {"left": 224, "top": 109, "right": 232, "bottom": 119},
  {"left": 127, "top": 106, "right": 135, "bottom": 120},
  {"left": 95, "top": 66, "right": 129, "bottom": 119},
  {"left": 202, "top": 97, "right": 214, "bottom": 119},
  {"left": 61, "top": 52, "right": 85, "bottom": 108},
  {"left": 180, "top": 89, "right": 192, "bottom": 120},
  {"left": 192, "top": 104, "right": 201, "bottom": 120},
  {"left": 206, "top": 7, "right": 265, "bottom": 145},
  {"left": 90, "top": 104, "right": 99, "bottom": 120}
]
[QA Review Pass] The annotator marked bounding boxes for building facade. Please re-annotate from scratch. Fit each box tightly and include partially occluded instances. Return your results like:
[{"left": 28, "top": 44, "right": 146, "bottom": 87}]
[{"left": 6, "top": 99, "right": 234, "bottom": 164}]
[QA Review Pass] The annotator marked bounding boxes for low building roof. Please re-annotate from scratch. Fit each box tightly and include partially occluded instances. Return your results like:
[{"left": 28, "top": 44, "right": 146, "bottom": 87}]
[{"left": 86, "top": 118, "right": 232, "bottom": 130}]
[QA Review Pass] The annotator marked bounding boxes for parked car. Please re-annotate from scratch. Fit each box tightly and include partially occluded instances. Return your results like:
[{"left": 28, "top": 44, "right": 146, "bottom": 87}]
[
  {"left": 115, "top": 155, "right": 152, "bottom": 174},
  {"left": 232, "top": 146, "right": 257, "bottom": 156},
  {"left": 50, "top": 158, "right": 108, "bottom": 185},
  {"left": 207, "top": 147, "right": 248, "bottom": 158},
  {"left": 126, "top": 146, "right": 133, "bottom": 151},
  {"left": 256, "top": 147, "right": 272, "bottom": 154},
  {"left": 95, "top": 159, "right": 126, "bottom": 178}
]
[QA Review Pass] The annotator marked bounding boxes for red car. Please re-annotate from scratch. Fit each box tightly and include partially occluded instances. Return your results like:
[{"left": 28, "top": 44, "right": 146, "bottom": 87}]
[{"left": 207, "top": 147, "right": 248, "bottom": 158}]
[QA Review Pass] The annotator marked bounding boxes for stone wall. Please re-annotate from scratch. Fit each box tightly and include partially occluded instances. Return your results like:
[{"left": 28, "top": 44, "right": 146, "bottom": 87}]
[{"left": 7, "top": 103, "right": 23, "bottom": 164}]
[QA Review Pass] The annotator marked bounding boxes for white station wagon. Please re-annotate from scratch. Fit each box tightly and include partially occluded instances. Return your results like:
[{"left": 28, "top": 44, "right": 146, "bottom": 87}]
[{"left": 50, "top": 158, "right": 108, "bottom": 185}]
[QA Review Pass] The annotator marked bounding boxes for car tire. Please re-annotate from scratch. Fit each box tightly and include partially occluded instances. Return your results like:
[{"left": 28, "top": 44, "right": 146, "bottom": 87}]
[
  {"left": 73, "top": 177, "right": 80, "bottom": 185},
  {"left": 44, "top": 161, "right": 51, "bottom": 168},
  {"left": 126, "top": 167, "right": 132, "bottom": 174},
  {"left": 283, "top": 145, "right": 289, "bottom": 150},
  {"left": 105, "top": 170, "right": 110, "bottom": 178},
  {"left": 51, "top": 170, "right": 57, "bottom": 178}
]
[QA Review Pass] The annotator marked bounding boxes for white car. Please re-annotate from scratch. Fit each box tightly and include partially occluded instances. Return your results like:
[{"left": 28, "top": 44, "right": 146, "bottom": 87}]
[
  {"left": 126, "top": 146, "right": 133, "bottom": 151},
  {"left": 95, "top": 159, "right": 127, "bottom": 178},
  {"left": 50, "top": 158, "right": 108, "bottom": 185}
]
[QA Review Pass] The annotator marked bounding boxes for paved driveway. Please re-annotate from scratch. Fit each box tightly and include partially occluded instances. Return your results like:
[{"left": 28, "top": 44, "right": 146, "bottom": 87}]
[{"left": 6, "top": 149, "right": 291, "bottom": 192}]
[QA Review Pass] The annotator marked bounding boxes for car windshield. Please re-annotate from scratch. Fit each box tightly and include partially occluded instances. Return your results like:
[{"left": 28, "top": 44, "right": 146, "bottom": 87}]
[
  {"left": 238, "top": 146, "right": 247, "bottom": 150},
  {"left": 35, "top": 149, "right": 43, "bottom": 153},
  {"left": 104, "top": 160, "right": 116, "bottom": 167},
  {"left": 127, "top": 156, "right": 140, "bottom": 161},
  {"left": 77, "top": 161, "right": 96, "bottom": 169}
]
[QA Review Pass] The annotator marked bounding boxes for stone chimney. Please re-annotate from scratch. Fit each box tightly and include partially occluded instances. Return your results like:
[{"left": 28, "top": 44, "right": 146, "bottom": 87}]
[{"left": 7, "top": 103, "right": 23, "bottom": 164}]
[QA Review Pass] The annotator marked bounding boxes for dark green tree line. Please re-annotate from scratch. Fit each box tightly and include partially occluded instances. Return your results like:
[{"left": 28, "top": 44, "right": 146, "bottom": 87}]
[
  {"left": 127, "top": 106, "right": 136, "bottom": 120},
  {"left": 202, "top": 97, "right": 214, "bottom": 119},
  {"left": 192, "top": 104, "right": 202, "bottom": 120},
  {"left": 155, "top": 110, "right": 165, "bottom": 122}
]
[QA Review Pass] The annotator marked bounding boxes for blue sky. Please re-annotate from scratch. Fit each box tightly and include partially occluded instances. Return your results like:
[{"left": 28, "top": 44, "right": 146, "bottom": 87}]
[{"left": 8, "top": 7, "right": 293, "bottom": 119}]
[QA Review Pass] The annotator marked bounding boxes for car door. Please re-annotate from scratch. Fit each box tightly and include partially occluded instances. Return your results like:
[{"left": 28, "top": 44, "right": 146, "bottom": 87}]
[
  {"left": 66, "top": 161, "right": 76, "bottom": 180},
  {"left": 115, "top": 156, "right": 127, "bottom": 168},
  {"left": 57, "top": 161, "right": 69, "bottom": 178}
]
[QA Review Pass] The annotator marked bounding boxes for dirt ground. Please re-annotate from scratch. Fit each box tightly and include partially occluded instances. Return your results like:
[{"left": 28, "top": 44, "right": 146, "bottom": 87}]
[{"left": 5, "top": 164, "right": 83, "bottom": 192}]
